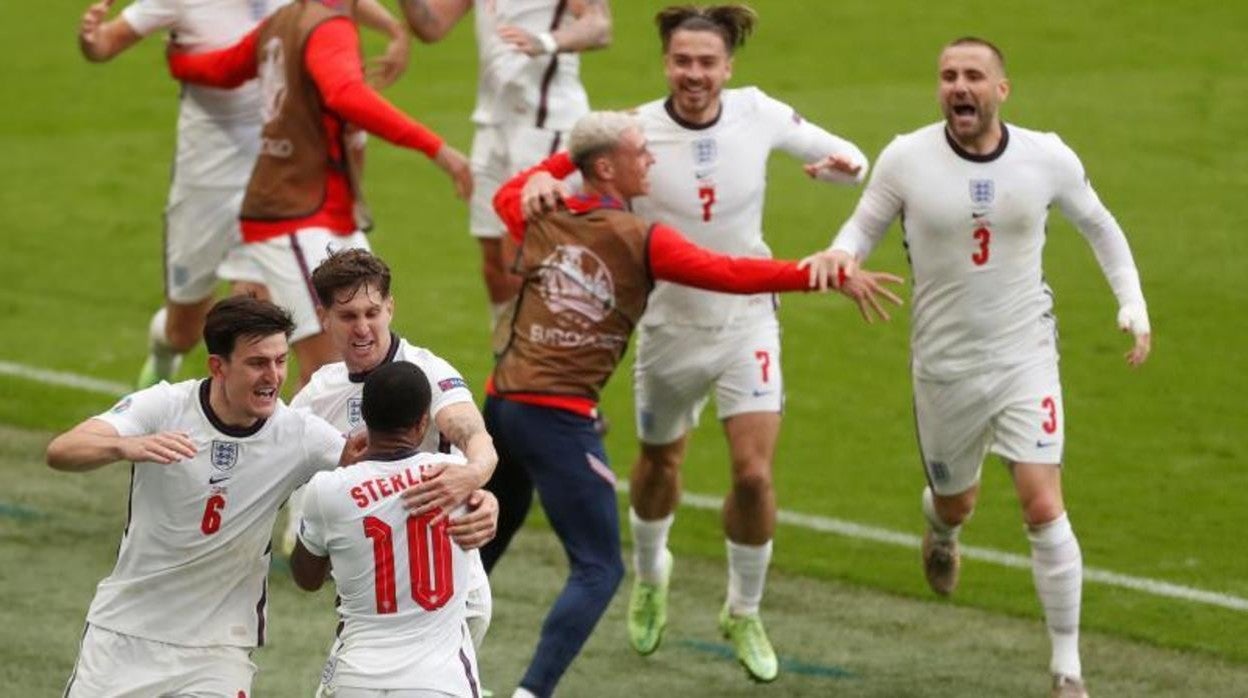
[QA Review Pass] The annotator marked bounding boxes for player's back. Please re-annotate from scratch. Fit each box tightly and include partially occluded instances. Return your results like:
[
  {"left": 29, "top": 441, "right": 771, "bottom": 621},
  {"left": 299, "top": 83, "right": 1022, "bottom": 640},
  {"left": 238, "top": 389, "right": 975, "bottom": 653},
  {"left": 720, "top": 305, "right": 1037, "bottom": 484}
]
[
  {"left": 122, "top": 0, "right": 288, "bottom": 185},
  {"left": 302, "top": 453, "right": 479, "bottom": 693},
  {"left": 471, "top": 0, "right": 588, "bottom": 129}
]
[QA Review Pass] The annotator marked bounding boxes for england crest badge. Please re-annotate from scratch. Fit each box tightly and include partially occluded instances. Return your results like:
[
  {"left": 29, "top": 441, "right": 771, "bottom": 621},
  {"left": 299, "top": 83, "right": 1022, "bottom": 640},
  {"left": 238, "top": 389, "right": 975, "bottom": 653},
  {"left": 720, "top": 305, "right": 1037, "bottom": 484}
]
[
  {"left": 347, "top": 397, "right": 363, "bottom": 428},
  {"left": 969, "top": 179, "right": 995, "bottom": 205},
  {"left": 210, "top": 441, "right": 240, "bottom": 472}
]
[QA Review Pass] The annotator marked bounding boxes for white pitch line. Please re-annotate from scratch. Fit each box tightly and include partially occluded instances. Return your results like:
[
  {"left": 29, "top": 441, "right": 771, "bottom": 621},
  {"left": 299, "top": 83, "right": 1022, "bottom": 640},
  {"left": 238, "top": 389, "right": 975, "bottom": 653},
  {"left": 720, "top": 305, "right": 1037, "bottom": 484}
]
[
  {"left": 0, "top": 360, "right": 130, "bottom": 397},
  {"left": 671, "top": 490, "right": 1248, "bottom": 613},
  {"left": 4, "top": 358, "right": 1246, "bottom": 613}
]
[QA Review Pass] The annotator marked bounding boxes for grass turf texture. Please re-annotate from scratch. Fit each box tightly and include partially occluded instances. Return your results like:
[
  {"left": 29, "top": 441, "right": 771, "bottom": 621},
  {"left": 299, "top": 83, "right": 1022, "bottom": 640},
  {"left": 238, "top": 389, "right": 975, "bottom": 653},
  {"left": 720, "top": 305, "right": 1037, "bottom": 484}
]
[{"left": 2, "top": 0, "right": 1247, "bottom": 692}]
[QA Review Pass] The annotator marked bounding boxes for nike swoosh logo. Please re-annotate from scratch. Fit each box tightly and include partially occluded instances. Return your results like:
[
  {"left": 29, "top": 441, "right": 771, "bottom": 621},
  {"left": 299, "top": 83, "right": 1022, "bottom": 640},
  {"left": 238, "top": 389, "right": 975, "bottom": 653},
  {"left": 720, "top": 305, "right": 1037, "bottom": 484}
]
[
  {"left": 752, "top": 390, "right": 773, "bottom": 398},
  {"left": 208, "top": 474, "right": 231, "bottom": 484},
  {"left": 1035, "top": 441, "right": 1058, "bottom": 448}
]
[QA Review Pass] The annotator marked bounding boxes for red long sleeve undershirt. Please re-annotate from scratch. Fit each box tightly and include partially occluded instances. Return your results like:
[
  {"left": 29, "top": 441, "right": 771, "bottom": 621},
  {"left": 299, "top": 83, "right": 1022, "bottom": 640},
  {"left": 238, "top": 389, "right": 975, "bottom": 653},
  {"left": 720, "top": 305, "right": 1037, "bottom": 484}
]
[
  {"left": 492, "top": 153, "right": 811, "bottom": 294},
  {"left": 488, "top": 153, "right": 811, "bottom": 417},
  {"left": 168, "top": 18, "right": 443, "bottom": 241}
]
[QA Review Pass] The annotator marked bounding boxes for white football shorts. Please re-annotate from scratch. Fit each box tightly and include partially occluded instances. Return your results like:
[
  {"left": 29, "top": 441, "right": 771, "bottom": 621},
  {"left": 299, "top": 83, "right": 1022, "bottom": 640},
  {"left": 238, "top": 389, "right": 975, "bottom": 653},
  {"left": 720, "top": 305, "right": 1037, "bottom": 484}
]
[
  {"left": 64, "top": 623, "right": 255, "bottom": 698},
  {"left": 634, "top": 320, "right": 784, "bottom": 445},
  {"left": 316, "top": 625, "right": 479, "bottom": 698},
  {"left": 163, "top": 186, "right": 265, "bottom": 304},
  {"left": 468, "top": 122, "right": 578, "bottom": 239},
  {"left": 246, "top": 228, "right": 370, "bottom": 342},
  {"left": 913, "top": 358, "right": 1065, "bottom": 496}
]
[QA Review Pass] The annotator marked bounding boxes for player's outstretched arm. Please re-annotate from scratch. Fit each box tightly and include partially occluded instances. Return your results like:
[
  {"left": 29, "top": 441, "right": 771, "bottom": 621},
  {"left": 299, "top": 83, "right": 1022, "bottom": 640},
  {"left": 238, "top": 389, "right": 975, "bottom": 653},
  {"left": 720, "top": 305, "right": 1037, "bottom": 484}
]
[
  {"left": 1118, "top": 303, "right": 1152, "bottom": 367},
  {"left": 289, "top": 539, "right": 331, "bottom": 591},
  {"left": 498, "top": 0, "right": 611, "bottom": 57},
  {"left": 400, "top": 0, "right": 472, "bottom": 43},
  {"left": 798, "top": 249, "right": 905, "bottom": 323},
  {"left": 448, "top": 489, "right": 500, "bottom": 550},
  {"left": 78, "top": 0, "right": 142, "bottom": 63},
  {"left": 356, "top": 0, "right": 411, "bottom": 89},
  {"left": 305, "top": 19, "right": 471, "bottom": 200},
  {"left": 46, "top": 419, "right": 196, "bottom": 471}
]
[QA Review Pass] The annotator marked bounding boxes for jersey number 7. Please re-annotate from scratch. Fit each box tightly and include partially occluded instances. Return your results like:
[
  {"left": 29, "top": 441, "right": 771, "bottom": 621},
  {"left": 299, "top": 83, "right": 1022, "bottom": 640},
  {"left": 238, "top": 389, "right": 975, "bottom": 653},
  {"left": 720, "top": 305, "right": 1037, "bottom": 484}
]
[{"left": 363, "top": 513, "right": 454, "bottom": 613}]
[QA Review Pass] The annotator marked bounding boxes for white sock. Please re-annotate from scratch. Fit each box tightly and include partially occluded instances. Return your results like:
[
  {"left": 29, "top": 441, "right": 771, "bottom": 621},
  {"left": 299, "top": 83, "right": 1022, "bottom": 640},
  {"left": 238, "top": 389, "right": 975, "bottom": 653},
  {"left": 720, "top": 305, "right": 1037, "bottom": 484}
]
[
  {"left": 922, "top": 486, "right": 962, "bottom": 542},
  {"left": 630, "top": 509, "right": 674, "bottom": 585},
  {"left": 146, "top": 307, "right": 183, "bottom": 379},
  {"left": 1028, "top": 512, "right": 1083, "bottom": 678},
  {"left": 726, "top": 539, "right": 772, "bottom": 616},
  {"left": 511, "top": 688, "right": 538, "bottom": 698}
]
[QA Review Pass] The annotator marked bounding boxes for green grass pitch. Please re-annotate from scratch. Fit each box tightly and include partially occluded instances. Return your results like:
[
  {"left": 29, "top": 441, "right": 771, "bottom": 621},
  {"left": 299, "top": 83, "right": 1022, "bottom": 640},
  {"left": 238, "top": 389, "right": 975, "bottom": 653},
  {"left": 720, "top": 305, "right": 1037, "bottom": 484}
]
[{"left": 1, "top": 0, "right": 1246, "bottom": 694}]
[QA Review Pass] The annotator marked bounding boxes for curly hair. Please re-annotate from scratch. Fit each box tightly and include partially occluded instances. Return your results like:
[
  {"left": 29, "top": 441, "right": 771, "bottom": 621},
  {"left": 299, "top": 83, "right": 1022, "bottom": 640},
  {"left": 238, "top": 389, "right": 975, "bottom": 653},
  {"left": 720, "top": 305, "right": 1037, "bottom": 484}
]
[{"left": 655, "top": 4, "right": 758, "bottom": 54}]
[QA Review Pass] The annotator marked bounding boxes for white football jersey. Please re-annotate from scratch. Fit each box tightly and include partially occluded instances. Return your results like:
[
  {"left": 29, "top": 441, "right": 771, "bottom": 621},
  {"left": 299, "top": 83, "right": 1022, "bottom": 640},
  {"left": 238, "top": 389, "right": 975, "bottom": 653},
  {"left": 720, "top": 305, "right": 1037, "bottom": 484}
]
[
  {"left": 291, "top": 334, "right": 474, "bottom": 452},
  {"left": 121, "top": 0, "right": 288, "bottom": 187},
  {"left": 300, "top": 453, "right": 479, "bottom": 692},
  {"left": 633, "top": 87, "right": 868, "bottom": 327},
  {"left": 831, "top": 122, "right": 1146, "bottom": 380},
  {"left": 470, "top": 0, "right": 589, "bottom": 129},
  {"left": 291, "top": 333, "right": 489, "bottom": 594},
  {"left": 87, "top": 378, "right": 344, "bottom": 647}
]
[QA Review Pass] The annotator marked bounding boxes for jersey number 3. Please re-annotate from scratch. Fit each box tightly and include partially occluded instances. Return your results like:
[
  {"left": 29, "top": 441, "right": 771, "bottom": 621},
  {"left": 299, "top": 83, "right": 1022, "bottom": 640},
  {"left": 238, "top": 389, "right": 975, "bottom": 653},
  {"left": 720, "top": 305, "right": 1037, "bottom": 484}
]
[
  {"left": 971, "top": 226, "right": 991, "bottom": 266},
  {"left": 363, "top": 514, "right": 454, "bottom": 613}
]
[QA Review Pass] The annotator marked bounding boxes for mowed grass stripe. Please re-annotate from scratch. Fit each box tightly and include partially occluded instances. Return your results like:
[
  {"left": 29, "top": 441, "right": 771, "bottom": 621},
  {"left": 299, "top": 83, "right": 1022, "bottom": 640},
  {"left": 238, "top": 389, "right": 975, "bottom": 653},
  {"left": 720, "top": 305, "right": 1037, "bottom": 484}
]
[
  {"left": 6, "top": 358, "right": 1246, "bottom": 615},
  {"left": 4, "top": 418, "right": 1246, "bottom": 696}
]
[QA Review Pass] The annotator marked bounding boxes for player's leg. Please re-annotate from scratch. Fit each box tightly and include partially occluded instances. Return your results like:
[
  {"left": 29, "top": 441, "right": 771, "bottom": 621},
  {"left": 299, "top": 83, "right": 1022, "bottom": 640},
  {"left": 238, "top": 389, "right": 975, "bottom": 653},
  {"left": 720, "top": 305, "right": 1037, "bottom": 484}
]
[
  {"left": 468, "top": 127, "right": 518, "bottom": 327},
  {"left": 512, "top": 403, "right": 624, "bottom": 698},
  {"left": 992, "top": 361, "right": 1085, "bottom": 696},
  {"left": 248, "top": 228, "right": 368, "bottom": 386},
  {"left": 480, "top": 396, "right": 535, "bottom": 573},
  {"left": 705, "top": 322, "right": 784, "bottom": 681},
  {"left": 219, "top": 229, "right": 272, "bottom": 303},
  {"left": 913, "top": 372, "right": 995, "bottom": 595},
  {"left": 627, "top": 325, "right": 715, "bottom": 654},
  {"left": 139, "top": 188, "right": 238, "bottom": 388}
]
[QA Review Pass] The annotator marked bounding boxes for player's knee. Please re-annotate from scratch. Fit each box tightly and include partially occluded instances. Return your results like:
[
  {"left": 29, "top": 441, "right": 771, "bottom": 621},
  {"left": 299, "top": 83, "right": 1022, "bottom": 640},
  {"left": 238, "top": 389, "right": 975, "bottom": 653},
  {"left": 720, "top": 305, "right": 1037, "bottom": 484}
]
[
  {"left": 163, "top": 322, "right": 201, "bottom": 353},
  {"left": 731, "top": 463, "right": 773, "bottom": 498},
  {"left": 1022, "top": 497, "right": 1065, "bottom": 528}
]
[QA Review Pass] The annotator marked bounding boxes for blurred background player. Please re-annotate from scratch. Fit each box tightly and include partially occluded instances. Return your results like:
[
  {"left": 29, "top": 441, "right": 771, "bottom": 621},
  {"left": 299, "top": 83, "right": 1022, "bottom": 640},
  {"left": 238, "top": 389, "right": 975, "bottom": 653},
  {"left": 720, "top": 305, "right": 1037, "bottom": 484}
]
[
  {"left": 75, "top": 0, "right": 412, "bottom": 389},
  {"left": 291, "top": 361, "right": 488, "bottom": 698},
  {"left": 819, "top": 37, "right": 1152, "bottom": 698},
  {"left": 398, "top": 0, "right": 612, "bottom": 330},
  {"left": 287, "top": 248, "right": 498, "bottom": 651},
  {"left": 481, "top": 110, "right": 898, "bottom": 698},
  {"left": 617, "top": 4, "right": 872, "bottom": 682},
  {"left": 46, "top": 296, "right": 350, "bottom": 697},
  {"left": 166, "top": 0, "right": 473, "bottom": 386}
]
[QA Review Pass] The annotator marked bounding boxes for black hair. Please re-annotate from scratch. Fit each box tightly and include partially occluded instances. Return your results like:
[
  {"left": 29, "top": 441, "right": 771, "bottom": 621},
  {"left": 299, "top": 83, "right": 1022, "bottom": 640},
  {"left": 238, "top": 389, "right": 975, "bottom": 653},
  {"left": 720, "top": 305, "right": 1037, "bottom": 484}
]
[{"left": 362, "top": 361, "right": 432, "bottom": 434}]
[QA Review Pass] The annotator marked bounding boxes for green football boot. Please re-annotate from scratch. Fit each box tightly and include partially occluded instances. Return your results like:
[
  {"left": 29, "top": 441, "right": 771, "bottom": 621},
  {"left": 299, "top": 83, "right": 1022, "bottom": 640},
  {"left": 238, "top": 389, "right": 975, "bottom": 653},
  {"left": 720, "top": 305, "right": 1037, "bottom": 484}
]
[
  {"left": 627, "top": 548, "right": 673, "bottom": 655},
  {"left": 719, "top": 603, "right": 778, "bottom": 683}
]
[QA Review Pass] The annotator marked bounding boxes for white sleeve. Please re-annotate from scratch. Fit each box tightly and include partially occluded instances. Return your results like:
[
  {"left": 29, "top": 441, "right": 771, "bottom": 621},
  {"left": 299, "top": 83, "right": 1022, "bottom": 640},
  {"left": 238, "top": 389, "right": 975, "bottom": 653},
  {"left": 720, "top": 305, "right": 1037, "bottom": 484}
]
[
  {"left": 754, "top": 87, "right": 869, "bottom": 185},
  {"left": 829, "top": 138, "right": 905, "bottom": 260},
  {"left": 297, "top": 474, "right": 329, "bottom": 557},
  {"left": 289, "top": 377, "right": 316, "bottom": 410},
  {"left": 299, "top": 410, "right": 348, "bottom": 476},
  {"left": 1050, "top": 136, "right": 1146, "bottom": 308},
  {"left": 120, "top": 0, "right": 180, "bottom": 37},
  {"left": 93, "top": 383, "right": 176, "bottom": 437},
  {"left": 421, "top": 357, "right": 474, "bottom": 418}
]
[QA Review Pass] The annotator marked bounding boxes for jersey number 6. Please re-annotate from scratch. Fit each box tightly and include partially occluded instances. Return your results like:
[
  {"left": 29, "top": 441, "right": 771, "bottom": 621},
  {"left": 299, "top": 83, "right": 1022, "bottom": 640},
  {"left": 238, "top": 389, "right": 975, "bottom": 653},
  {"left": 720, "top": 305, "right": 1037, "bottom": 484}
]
[
  {"left": 363, "top": 513, "right": 454, "bottom": 614},
  {"left": 200, "top": 495, "right": 226, "bottom": 535}
]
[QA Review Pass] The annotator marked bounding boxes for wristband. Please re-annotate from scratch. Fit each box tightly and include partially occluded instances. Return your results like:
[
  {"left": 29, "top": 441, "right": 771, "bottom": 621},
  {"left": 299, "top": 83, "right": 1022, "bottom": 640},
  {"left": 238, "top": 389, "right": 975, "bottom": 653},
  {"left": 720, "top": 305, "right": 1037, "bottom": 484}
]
[{"left": 536, "top": 32, "right": 558, "bottom": 55}]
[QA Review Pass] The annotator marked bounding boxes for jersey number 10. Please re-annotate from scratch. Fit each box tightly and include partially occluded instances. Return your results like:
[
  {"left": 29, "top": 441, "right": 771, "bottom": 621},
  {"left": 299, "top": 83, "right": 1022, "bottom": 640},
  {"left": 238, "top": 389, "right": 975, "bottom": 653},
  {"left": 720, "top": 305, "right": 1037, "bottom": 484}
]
[{"left": 363, "top": 513, "right": 454, "bottom": 613}]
